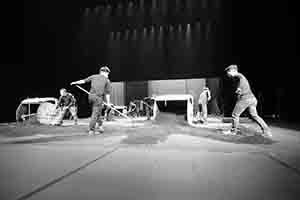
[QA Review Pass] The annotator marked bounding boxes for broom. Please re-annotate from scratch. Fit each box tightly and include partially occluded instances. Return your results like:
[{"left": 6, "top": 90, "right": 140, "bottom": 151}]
[{"left": 74, "top": 85, "right": 135, "bottom": 127}]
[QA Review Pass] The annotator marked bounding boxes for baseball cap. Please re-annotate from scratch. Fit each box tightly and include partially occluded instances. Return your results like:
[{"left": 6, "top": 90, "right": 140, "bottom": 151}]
[
  {"left": 224, "top": 64, "right": 238, "bottom": 72},
  {"left": 100, "top": 66, "right": 111, "bottom": 73}
]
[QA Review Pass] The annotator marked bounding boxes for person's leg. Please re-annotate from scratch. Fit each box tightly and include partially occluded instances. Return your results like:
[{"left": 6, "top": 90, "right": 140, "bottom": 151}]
[
  {"left": 136, "top": 105, "right": 140, "bottom": 117},
  {"left": 89, "top": 103, "right": 99, "bottom": 132},
  {"left": 248, "top": 98, "right": 271, "bottom": 136},
  {"left": 231, "top": 99, "right": 248, "bottom": 133},
  {"left": 101, "top": 105, "right": 106, "bottom": 120},
  {"left": 54, "top": 107, "right": 67, "bottom": 125},
  {"left": 197, "top": 104, "right": 202, "bottom": 120},
  {"left": 146, "top": 106, "right": 150, "bottom": 120},
  {"left": 96, "top": 104, "right": 104, "bottom": 127},
  {"left": 202, "top": 103, "right": 208, "bottom": 122},
  {"left": 69, "top": 106, "right": 78, "bottom": 124},
  {"left": 94, "top": 103, "right": 104, "bottom": 133},
  {"left": 106, "top": 107, "right": 113, "bottom": 121}
]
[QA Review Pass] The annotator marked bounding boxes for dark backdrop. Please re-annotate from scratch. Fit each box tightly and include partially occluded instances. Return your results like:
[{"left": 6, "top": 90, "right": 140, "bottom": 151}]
[{"left": 0, "top": 0, "right": 298, "bottom": 122}]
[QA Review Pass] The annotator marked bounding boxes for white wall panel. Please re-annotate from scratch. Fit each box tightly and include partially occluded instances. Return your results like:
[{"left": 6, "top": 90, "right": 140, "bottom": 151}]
[
  {"left": 148, "top": 79, "right": 186, "bottom": 96},
  {"left": 111, "top": 82, "right": 125, "bottom": 106}
]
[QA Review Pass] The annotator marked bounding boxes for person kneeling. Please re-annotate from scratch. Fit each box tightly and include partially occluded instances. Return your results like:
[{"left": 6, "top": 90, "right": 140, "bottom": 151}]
[{"left": 53, "top": 88, "right": 78, "bottom": 126}]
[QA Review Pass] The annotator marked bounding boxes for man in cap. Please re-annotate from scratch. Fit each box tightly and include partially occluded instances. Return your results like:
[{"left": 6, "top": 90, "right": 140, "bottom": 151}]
[
  {"left": 71, "top": 65, "right": 112, "bottom": 135},
  {"left": 224, "top": 64, "right": 272, "bottom": 137},
  {"left": 196, "top": 86, "right": 211, "bottom": 123}
]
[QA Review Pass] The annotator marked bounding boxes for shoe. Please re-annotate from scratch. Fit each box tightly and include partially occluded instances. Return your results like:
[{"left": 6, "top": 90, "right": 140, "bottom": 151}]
[
  {"left": 94, "top": 131, "right": 102, "bottom": 135},
  {"left": 202, "top": 119, "right": 208, "bottom": 124},
  {"left": 222, "top": 128, "right": 241, "bottom": 135},
  {"left": 52, "top": 123, "right": 62, "bottom": 126},
  {"left": 222, "top": 129, "right": 237, "bottom": 135},
  {"left": 262, "top": 130, "right": 272, "bottom": 138},
  {"left": 199, "top": 119, "right": 205, "bottom": 124},
  {"left": 97, "top": 126, "right": 104, "bottom": 133},
  {"left": 74, "top": 121, "right": 78, "bottom": 125},
  {"left": 88, "top": 130, "right": 94, "bottom": 135},
  {"left": 93, "top": 126, "right": 104, "bottom": 135}
]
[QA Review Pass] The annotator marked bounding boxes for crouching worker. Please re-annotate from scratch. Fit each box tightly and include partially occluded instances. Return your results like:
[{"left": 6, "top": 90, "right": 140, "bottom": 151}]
[
  {"left": 54, "top": 88, "right": 78, "bottom": 125},
  {"left": 71, "top": 66, "right": 112, "bottom": 135}
]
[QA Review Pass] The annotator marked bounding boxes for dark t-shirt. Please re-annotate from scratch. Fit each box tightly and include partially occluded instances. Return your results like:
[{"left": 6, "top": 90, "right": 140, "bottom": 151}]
[
  {"left": 198, "top": 90, "right": 211, "bottom": 104},
  {"left": 236, "top": 73, "right": 254, "bottom": 99},
  {"left": 58, "top": 93, "right": 76, "bottom": 107},
  {"left": 84, "top": 74, "right": 112, "bottom": 97}
]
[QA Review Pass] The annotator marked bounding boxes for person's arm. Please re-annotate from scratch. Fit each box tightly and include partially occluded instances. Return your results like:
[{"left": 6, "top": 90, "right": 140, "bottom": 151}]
[
  {"left": 56, "top": 96, "right": 63, "bottom": 109},
  {"left": 207, "top": 90, "right": 211, "bottom": 101},
  {"left": 104, "top": 79, "right": 112, "bottom": 106},
  {"left": 71, "top": 95, "right": 77, "bottom": 107},
  {"left": 70, "top": 80, "right": 85, "bottom": 85},
  {"left": 71, "top": 75, "right": 94, "bottom": 85},
  {"left": 105, "top": 94, "right": 111, "bottom": 105},
  {"left": 66, "top": 94, "right": 76, "bottom": 108},
  {"left": 235, "top": 77, "right": 242, "bottom": 95}
]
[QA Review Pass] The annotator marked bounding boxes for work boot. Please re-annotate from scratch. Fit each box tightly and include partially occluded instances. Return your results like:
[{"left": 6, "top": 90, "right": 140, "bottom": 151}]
[
  {"left": 95, "top": 126, "right": 104, "bottom": 134},
  {"left": 88, "top": 130, "right": 94, "bottom": 135},
  {"left": 199, "top": 117, "right": 207, "bottom": 124},
  {"left": 222, "top": 128, "right": 241, "bottom": 135},
  {"left": 262, "top": 129, "right": 272, "bottom": 138},
  {"left": 52, "top": 122, "right": 62, "bottom": 126},
  {"left": 222, "top": 129, "right": 236, "bottom": 135}
]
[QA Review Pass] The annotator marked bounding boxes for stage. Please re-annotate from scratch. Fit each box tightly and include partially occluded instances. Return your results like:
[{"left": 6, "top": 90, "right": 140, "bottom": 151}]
[{"left": 0, "top": 115, "right": 300, "bottom": 200}]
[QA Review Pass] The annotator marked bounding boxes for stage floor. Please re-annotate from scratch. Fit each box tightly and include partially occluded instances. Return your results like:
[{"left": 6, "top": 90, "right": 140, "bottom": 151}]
[{"left": 0, "top": 114, "right": 300, "bottom": 200}]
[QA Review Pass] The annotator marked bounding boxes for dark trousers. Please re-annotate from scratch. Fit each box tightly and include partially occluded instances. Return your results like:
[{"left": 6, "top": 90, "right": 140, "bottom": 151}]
[
  {"left": 88, "top": 94, "right": 104, "bottom": 131},
  {"left": 232, "top": 97, "right": 269, "bottom": 133},
  {"left": 56, "top": 106, "right": 78, "bottom": 125},
  {"left": 198, "top": 102, "right": 208, "bottom": 121}
]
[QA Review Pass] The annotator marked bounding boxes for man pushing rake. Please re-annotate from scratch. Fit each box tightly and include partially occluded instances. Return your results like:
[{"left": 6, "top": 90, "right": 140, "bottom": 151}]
[
  {"left": 70, "top": 65, "right": 113, "bottom": 135},
  {"left": 223, "top": 64, "right": 272, "bottom": 138}
]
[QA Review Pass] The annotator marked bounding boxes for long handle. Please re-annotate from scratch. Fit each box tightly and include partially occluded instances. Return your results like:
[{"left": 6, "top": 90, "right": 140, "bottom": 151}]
[
  {"left": 141, "top": 101, "right": 153, "bottom": 110},
  {"left": 75, "top": 85, "right": 131, "bottom": 120},
  {"left": 75, "top": 85, "right": 90, "bottom": 95}
]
